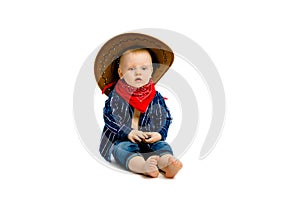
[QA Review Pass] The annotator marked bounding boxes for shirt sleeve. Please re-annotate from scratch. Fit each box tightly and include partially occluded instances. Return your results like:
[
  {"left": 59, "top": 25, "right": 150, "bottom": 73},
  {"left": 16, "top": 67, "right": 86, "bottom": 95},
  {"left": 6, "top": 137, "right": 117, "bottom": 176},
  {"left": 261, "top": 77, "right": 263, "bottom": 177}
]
[
  {"left": 103, "top": 94, "right": 133, "bottom": 141},
  {"left": 152, "top": 93, "right": 172, "bottom": 141}
]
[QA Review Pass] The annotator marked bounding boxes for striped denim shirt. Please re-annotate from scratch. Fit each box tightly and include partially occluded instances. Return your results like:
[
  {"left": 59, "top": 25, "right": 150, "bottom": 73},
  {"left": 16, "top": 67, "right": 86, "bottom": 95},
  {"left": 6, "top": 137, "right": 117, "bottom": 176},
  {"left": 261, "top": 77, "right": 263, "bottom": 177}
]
[{"left": 99, "top": 90, "right": 172, "bottom": 162}]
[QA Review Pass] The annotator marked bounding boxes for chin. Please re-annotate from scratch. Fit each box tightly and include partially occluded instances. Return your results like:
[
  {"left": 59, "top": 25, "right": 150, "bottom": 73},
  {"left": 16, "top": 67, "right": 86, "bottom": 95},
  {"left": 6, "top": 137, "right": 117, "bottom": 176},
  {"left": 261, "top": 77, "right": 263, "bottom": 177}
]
[
  {"left": 134, "top": 84, "right": 144, "bottom": 88},
  {"left": 127, "top": 80, "right": 149, "bottom": 88},
  {"left": 130, "top": 81, "right": 144, "bottom": 88}
]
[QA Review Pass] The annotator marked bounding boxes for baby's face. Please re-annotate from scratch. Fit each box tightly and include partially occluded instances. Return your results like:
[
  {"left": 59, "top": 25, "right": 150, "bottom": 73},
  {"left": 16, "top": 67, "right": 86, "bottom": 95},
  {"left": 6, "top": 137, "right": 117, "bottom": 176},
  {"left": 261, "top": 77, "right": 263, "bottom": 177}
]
[{"left": 118, "top": 50, "right": 153, "bottom": 88}]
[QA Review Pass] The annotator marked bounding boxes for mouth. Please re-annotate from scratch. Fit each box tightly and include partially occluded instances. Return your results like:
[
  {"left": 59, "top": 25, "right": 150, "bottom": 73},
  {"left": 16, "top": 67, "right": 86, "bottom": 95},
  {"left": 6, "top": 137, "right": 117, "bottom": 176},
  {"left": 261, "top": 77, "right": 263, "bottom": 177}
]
[{"left": 135, "top": 78, "right": 142, "bottom": 82}]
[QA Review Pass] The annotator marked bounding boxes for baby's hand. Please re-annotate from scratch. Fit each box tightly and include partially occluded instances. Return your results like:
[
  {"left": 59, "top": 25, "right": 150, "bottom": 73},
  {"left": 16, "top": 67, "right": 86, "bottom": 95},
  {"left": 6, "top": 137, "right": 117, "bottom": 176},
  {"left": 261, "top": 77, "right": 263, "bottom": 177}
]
[
  {"left": 144, "top": 132, "right": 162, "bottom": 143},
  {"left": 128, "top": 130, "right": 148, "bottom": 143}
]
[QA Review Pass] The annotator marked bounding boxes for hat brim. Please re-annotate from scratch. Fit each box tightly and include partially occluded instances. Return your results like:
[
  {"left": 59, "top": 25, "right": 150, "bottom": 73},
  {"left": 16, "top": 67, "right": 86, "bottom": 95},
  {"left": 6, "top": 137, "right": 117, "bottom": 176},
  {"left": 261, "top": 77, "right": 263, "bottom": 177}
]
[{"left": 94, "top": 33, "right": 174, "bottom": 96}]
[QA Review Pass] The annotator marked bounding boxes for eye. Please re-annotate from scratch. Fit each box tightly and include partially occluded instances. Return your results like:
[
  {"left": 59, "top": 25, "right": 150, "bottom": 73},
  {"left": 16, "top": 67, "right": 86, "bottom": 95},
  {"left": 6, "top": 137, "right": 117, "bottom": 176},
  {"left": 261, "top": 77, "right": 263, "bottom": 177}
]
[
  {"left": 128, "top": 67, "right": 135, "bottom": 71},
  {"left": 142, "top": 66, "right": 147, "bottom": 70}
]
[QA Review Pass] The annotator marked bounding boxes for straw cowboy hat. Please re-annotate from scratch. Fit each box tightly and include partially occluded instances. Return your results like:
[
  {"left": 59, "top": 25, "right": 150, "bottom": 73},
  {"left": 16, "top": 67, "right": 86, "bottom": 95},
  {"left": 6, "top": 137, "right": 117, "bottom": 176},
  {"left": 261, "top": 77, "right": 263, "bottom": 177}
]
[{"left": 94, "top": 32, "right": 174, "bottom": 96}]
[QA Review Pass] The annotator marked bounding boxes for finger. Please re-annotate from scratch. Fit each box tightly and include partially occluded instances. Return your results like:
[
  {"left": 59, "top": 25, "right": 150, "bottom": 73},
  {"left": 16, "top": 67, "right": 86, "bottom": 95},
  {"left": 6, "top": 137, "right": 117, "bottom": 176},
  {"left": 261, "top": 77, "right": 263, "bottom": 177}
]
[
  {"left": 128, "top": 135, "right": 136, "bottom": 143},
  {"left": 145, "top": 138, "right": 154, "bottom": 143},
  {"left": 136, "top": 134, "right": 145, "bottom": 140},
  {"left": 129, "top": 138, "right": 136, "bottom": 143},
  {"left": 139, "top": 132, "right": 146, "bottom": 138},
  {"left": 146, "top": 132, "right": 153, "bottom": 137},
  {"left": 137, "top": 131, "right": 146, "bottom": 135},
  {"left": 133, "top": 131, "right": 143, "bottom": 139},
  {"left": 142, "top": 132, "right": 149, "bottom": 138},
  {"left": 133, "top": 135, "right": 142, "bottom": 142}
]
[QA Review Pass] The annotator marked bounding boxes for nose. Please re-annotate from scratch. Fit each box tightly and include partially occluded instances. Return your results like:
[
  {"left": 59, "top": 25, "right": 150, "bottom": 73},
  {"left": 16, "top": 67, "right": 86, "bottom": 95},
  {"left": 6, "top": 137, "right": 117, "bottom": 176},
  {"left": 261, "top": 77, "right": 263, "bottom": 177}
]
[{"left": 135, "top": 68, "right": 142, "bottom": 75}]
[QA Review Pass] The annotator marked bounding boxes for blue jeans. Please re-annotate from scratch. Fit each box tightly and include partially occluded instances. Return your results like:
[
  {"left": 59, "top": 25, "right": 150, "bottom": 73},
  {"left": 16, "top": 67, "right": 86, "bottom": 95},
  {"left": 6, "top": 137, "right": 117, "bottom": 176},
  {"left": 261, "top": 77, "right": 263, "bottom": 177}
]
[{"left": 112, "top": 141, "right": 173, "bottom": 170}]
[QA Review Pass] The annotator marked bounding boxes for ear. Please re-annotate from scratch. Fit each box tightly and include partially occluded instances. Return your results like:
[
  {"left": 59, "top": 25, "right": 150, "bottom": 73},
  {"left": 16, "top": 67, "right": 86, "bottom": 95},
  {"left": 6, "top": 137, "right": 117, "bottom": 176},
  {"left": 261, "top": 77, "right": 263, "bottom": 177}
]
[{"left": 118, "top": 67, "right": 123, "bottom": 78}]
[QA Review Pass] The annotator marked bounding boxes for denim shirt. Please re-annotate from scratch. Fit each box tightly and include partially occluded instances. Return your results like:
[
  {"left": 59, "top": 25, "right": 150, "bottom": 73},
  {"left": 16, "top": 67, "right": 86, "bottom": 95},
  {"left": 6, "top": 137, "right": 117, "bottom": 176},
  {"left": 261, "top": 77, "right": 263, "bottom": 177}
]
[{"left": 99, "top": 90, "right": 172, "bottom": 162}]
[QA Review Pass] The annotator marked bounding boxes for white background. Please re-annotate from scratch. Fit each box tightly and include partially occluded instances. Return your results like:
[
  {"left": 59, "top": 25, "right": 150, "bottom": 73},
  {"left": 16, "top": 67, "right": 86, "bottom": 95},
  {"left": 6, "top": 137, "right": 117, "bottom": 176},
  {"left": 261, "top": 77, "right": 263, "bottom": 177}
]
[{"left": 1, "top": 0, "right": 299, "bottom": 199}]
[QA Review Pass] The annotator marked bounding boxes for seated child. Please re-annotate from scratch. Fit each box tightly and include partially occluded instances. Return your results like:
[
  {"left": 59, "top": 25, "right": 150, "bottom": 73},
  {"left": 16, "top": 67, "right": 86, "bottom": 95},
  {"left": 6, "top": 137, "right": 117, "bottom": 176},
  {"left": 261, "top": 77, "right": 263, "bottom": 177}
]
[{"left": 94, "top": 33, "right": 182, "bottom": 178}]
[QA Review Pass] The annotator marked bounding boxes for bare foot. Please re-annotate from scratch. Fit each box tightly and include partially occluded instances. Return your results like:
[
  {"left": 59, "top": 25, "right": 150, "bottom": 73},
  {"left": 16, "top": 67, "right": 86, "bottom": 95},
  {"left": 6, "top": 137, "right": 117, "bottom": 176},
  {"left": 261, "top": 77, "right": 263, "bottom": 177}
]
[
  {"left": 159, "top": 156, "right": 182, "bottom": 178},
  {"left": 144, "top": 156, "right": 159, "bottom": 178}
]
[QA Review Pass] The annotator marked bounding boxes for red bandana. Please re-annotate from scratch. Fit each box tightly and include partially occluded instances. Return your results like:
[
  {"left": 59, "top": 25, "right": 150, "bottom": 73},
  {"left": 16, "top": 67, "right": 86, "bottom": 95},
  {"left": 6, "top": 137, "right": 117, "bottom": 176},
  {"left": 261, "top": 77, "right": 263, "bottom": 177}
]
[{"left": 115, "top": 79, "right": 156, "bottom": 113}]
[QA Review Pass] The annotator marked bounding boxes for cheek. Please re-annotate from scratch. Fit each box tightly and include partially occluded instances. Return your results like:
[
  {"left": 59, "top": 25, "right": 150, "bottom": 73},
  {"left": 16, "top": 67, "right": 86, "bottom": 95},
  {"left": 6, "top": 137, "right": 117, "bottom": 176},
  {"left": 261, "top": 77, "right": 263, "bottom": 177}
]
[
  {"left": 148, "top": 68, "right": 153, "bottom": 77},
  {"left": 123, "top": 72, "right": 135, "bottom": 80},
  {"left": 146, "top": 71, "right": 152, "bottom": 78},
  {"left": 123, "top": 71, "right": 134, "bottom": 77}
]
